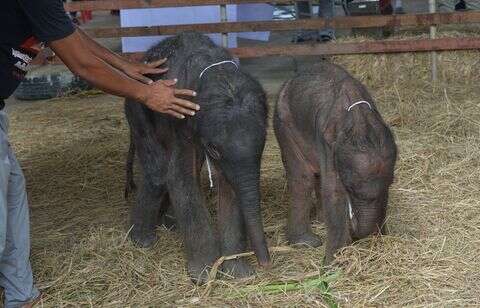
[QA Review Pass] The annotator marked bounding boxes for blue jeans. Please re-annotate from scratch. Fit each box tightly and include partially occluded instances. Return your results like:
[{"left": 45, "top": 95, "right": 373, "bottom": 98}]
[{"left": 0, "top": 110, "right": 39, "bottom": 308}]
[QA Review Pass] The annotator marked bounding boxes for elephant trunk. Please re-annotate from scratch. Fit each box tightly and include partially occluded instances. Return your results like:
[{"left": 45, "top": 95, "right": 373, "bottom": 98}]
[
  {"left": 352, "top": 204, "right": 385, "bottom": 240},
  {"left": 235, "top": 173, "right": 271, "bottom": 267}
]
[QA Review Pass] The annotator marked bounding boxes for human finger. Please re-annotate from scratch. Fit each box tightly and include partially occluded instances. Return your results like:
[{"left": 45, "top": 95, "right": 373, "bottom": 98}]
[
  {"left": 134, "top": 73, "right": 153, "bottom": 84},
  {"left": 166, "top": 110, "right": 185, "bottom": 119},
  {"left": 145, "top": 67, "right": 169, "bottom": 75},
  {"left": 174, "top": 88, "right": 196, "bottom": 98},
  {"left": 160, "top": 79, "right": 177, "bottom": 87},
  {"left": 147, "top": 58, "right": 167, "bottom": 68},
  {"left": 173, "top": 98, "right": 200, "bottom": 111},
  {"left": 170, "top": 104, "right": 196, "bottom": 116}
]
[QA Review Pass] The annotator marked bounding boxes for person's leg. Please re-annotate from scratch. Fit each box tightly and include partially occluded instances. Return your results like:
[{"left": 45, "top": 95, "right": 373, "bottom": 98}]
[
  {"left": 318, "top": 0, "right": 335, "bottom": 42},
  {"left": 0, "top": 111, "right": 39, "bottom": 308},
  {"left": 455, "top": 0, "right": 467, "bottom": 11},
  {"left": 294, "top": 1, "right": 317, "bottom": 42},
  {"left": 393, "top": 0, "right": 405, "bottom": 14}
]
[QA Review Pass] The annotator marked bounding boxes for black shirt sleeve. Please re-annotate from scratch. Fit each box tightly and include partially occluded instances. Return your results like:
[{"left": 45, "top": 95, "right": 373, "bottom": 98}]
[{"left": 17, "top": 0, "right": 75, "bottom": 43}]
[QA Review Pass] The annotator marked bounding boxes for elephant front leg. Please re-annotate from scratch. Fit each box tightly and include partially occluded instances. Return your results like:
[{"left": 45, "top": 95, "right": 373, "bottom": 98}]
[
  {"left": 314, "top": 175, "right": 324, "bottom": 223},
  {"left": 167, "top": 149, "right": 220, "bottom": 283},
  {"left": 320, "top": 164, "right": 352, "bottom": 264},
  {"left": 216, "top": 172, "right": 254, "bottom": 278},
  {"left": 157, "top": 192, "right": 176, "bottom": 231}
]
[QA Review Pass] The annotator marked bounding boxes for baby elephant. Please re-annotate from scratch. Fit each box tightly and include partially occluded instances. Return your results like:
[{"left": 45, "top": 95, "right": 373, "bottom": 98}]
[
  {"left": 125, "top": 32, "right": 270, "bottom": 282},
  {"left": 274, "top": 61, "right": 397, "bottom": 263}
]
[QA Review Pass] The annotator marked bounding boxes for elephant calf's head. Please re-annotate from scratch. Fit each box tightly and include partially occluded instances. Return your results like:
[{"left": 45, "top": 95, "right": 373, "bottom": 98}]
[
  {"left": 335, "top": 108, "right": 397, "bottom": 240},
  {"left": 195, "top": 71, "right": 270, "bottom": 266}
]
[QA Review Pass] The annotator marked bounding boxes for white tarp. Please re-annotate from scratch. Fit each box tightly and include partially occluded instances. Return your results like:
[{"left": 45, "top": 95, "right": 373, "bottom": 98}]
[{"left": 120, "top": 5, "right": 274, "bottom": 53}]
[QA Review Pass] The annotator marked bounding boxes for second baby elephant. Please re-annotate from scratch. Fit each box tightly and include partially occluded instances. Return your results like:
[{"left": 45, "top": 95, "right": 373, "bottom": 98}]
[
  {"left": 125, "top": 32, "right": 270, "bottom": 282},
  {"left": 274, "top": 61, "right": 397, "bottom": 263}
]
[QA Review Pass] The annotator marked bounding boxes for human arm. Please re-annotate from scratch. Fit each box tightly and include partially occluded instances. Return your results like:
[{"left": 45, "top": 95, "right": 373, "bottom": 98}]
[
  {"left": 17, "top": 0, "right": 198, "bottom": 118},
  {"left": 76, "top": 27, "right": 167, "bottom": 84},
  {"left": 49, "top": 30, "right": 199, "bottom": 118}
]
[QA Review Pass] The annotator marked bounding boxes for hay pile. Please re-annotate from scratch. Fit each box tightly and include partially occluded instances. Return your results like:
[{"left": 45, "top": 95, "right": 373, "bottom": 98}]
[{"left": 5, "top": 34, "right": 480, "bottom": 306}]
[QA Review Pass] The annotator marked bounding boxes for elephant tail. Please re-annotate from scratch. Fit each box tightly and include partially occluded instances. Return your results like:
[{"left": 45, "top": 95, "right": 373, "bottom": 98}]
[{"left": 124, "top": 129, "right": 137, "bottom": 199}]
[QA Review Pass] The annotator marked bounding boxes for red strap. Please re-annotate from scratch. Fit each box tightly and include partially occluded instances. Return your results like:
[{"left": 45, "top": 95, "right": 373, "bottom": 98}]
[{"left": 20, "top": 36, "right": 42, "bottom": 55}]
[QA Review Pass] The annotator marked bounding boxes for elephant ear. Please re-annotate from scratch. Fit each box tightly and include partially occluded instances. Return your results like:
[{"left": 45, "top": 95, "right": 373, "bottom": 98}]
[
  {"left": 181, "top": 53, "right": 212, "bottom": 90},
  {"left": 240, "top": 90, "right": 268, "bottom": 128}
]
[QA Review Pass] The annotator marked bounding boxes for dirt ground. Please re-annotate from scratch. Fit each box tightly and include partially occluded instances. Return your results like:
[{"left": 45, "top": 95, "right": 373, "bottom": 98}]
[{"left": 3, "top": 36, "right": 480, "bottom": 306}]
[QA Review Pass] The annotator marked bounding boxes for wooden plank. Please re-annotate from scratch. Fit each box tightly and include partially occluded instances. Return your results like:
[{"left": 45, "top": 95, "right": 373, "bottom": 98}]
[
  {"left": 83, "top": 12, "right": 480, "bottom": 38},
  {"left": 52, "top": 37, "right": 480, "bottom": 64},
  {"left": 230, "top": 37, "right": 480, "bottom": 57},
  {"left": 64, "top": 0, "right": 292, "bottom": 11}
]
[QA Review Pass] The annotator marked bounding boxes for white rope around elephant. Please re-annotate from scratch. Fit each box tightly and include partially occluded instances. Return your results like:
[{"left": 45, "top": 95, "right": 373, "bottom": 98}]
[
  {"left": 199, "top": 60, "right": 238, "bottom": 79},
  {"left": 347, "top": 100, "right": 372, "bottom": 112},
  {"left": 205, "top": 154, "right": 214, "bottom": 188},
  {"left": 347, "top": 200, "right": 353, "bottom": 219}
]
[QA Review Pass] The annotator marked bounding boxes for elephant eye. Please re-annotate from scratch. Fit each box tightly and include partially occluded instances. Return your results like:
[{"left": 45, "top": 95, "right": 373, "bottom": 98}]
[{"left": 205, "top": 143, "right": 221, "bottom": 160}]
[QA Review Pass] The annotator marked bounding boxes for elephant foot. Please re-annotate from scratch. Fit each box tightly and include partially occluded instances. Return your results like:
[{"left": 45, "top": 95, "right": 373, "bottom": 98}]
[
  {"left": 323, "top": 249, "right": 336, "bottom": 265},
  {"left": 288, "top": 231, "right": 322, "bottom": 248},
  {"left": 315, "top": 211, "right": 325, "bottom": 223},
  {"left": 187, "top": 260, "right": 214, "bottom": 284},
  {"left": 221, "top": 259, "right": 254, "bottom": 279},
  {"left": 380, "top": 223, "right": 389, "bottom": 235},
  {"left": 159, "top": 213, "right": 177, "bottom": 231},
  {"left": 187, "top": 247, "right": 220, "bottom": 284},
  {"left": 129, "top": 226, "right": 158, "bottom": 248}
]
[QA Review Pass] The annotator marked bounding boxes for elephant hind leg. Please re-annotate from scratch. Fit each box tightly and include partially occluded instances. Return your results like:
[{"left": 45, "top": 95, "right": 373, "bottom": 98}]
[
  {"left": 276, "top": 125, "right": 322, "bottom": 248},
  {"left": 129, "top": 132, "right": 168, "bottom": 248},
  {"left": 130, "top": 181, "right": 166, "bottom": 248}
]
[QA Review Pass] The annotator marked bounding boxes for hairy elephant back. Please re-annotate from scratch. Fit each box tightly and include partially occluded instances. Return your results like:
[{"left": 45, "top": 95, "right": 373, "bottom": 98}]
[{"left": 142, "top": 32, "right": 232, "bottom": 89}]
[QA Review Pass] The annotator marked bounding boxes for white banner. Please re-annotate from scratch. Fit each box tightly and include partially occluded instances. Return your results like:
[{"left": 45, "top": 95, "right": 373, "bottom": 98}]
[{"left": 120, "top": 4, "right": 274, "bottom": 52}]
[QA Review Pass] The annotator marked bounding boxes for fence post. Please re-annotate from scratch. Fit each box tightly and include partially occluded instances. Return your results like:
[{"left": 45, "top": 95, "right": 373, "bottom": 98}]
[
  {"left": 220, "top": 4, "right": 228, "bottom": 47},
  {"left": 429, "top": 0, "right": 438, "bottom": 83}
]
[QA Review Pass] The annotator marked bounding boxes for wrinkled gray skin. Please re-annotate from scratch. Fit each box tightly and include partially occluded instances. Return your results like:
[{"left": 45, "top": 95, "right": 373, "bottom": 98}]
[
  {"left": 124, "top": 32, "right": 270, "bottom": 283},
  {"left": 273, "top": 61, "right": 397, "bottom": 264}
]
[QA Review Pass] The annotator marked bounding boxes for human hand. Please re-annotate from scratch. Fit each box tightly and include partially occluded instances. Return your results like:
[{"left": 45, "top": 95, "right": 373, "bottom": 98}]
[
  {"left": 143, "top": 79, "right": 199, "bottom": 119},
  {"left": 121, "top": 58, "right": 169, "bottom": 84}
]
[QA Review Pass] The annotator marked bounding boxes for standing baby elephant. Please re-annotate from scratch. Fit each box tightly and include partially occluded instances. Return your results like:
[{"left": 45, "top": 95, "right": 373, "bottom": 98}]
[
  {"left": 125, "top": 32, "right": 270, "bottom": 282},
  {"left": 274, "top": 61, "right": 397, "bottom": 264}
]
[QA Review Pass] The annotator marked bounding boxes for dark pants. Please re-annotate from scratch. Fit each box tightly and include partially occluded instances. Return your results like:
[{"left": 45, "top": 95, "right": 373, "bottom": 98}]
[
  {"left": 295, "top": 0, "right": 335, "bottom": 41},
  {"left": 455, "top": 0, "right": 467, "bottom": 11}
]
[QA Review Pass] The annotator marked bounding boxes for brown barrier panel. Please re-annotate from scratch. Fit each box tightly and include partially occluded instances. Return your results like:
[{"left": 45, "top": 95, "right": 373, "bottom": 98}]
[
  {"left": 50, "top": 37, "right": 480, "bottom": 64},
  {"left": 230, "top": 37, "right": 480, "bottom": 57},
  {"left": 83, "top": 12, "right": 480, "bottom": 38},
  {"left": 75, "top": 37, "right": 478, "bottom": 64}
]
